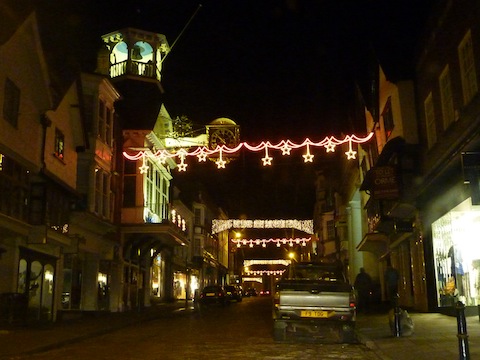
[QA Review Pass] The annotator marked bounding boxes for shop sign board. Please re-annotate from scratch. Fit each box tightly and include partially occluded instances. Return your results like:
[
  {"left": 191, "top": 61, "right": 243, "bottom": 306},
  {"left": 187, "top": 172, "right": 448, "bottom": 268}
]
[{"left": 371, "top": 165, "right": 399, "bottom": 200}]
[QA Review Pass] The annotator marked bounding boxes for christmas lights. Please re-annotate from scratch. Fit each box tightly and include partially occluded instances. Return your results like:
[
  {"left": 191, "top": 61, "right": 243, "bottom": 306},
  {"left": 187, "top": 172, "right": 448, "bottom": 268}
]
[
  {"left": 232, "top": 237, "right": 311, "bottom": 248},
  {"left": 123, "top": 133, "right": 374, "bottom": 172},
  {"left": 212, "top": 219, "right": 313, "bottom": 234},
  {"left": 244, "top": 269, "right": 286, "bottom": 276},
  {"left": 244, "top": 259, "right": 291, "bottom": 266}
]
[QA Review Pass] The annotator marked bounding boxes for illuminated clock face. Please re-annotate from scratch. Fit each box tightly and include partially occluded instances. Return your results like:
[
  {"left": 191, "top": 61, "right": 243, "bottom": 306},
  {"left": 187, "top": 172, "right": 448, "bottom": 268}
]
[{"left": 209, "top": 128, "right": 236, "bottom": 148}]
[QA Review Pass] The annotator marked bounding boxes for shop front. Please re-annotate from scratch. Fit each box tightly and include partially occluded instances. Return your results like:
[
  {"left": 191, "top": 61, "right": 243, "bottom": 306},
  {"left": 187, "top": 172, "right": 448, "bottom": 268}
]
[{"left": 432, "top": 198, "right": 480, "bottom": 310}]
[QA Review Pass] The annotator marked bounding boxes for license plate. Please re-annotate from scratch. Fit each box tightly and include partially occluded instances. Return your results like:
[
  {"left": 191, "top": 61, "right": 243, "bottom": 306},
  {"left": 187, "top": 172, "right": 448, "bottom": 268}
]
[
  {"left": 206, "top": 293, "right": 215, "bottom": 297},
  {"left": 300, "top": 310, "right": 333, "bottom": 318}
]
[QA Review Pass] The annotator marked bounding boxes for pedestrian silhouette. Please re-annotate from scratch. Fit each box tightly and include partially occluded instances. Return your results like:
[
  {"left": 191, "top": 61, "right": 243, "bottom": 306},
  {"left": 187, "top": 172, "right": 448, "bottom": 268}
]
[
  {"left": 385, "top": 263, "right": 400, "bottom": 305},
  {"left": 354, "top": 267, "right": 372, "bottom": 313}
]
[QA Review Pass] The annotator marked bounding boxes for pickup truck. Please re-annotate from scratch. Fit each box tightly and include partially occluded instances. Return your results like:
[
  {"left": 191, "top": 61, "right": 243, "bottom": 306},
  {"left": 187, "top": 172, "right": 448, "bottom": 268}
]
[{"left": 272, "top": 261, "right": 357, "bottom": 342}]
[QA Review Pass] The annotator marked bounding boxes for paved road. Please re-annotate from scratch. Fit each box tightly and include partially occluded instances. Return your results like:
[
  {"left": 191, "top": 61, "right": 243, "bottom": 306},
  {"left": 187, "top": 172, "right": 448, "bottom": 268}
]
[{"left": 17, "top": 297, "right": 380, "bottom": 360}]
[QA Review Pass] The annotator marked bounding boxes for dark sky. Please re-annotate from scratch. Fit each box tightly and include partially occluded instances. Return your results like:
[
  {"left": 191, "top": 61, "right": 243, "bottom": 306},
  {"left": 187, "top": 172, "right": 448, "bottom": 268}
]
[{"left": 76, "top": 0, "right": 435, "bottom": 218}]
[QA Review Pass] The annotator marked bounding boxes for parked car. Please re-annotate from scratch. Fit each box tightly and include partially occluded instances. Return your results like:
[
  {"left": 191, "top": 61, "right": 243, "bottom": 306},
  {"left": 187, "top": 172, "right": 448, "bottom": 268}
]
[
  {"left": 245, "top": 287, "right": 258, "bottom": 297},
  {"left": 225, "top": 285, "right": 242, "bottom": 302},
  {"left": 235, "top": 285, "right": 244, "bottom": 298},
  {"left": 198, "top": 285, "right": 226, "bottom": 306}
]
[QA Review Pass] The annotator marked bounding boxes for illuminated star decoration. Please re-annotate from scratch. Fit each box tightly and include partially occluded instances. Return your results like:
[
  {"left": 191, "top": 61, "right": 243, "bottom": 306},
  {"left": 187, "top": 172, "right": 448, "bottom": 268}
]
[
  {"left": 302, "top": 142, "right": 314, "bottom": 163},
  {"left": 177, "top": 149, "right": 188, "bottom": 172},
  {"left": 345, "top": 139, "right": 357, "bottom": 159},
  {"left": 215, "top": 147, "right": 226, "bottom": 169},
  {"left": 261, "top": 143, "right": 273, "bottom": 166},
  {"left": 280, "top": 141, "right": 292, "bottom": 155},
  {"left": 197, "top": 149, "right": 208, "bottom": 162},
  {"left": 123, "top": 132, "right": 374, "bottom": 172},
  {"left": 139, "top": 154, "right": 149, "bottom": 174},
  {"left": 325, "top": 138, "right": 336, "bottom": 153}
]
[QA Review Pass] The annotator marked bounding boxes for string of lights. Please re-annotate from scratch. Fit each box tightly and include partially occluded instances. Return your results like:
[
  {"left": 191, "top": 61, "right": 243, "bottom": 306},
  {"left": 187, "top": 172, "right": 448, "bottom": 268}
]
[
  {"left": 123, "top": 133, "right": 374, "bottom": 172},
  {"left": 212, "top": 219, "right": 313, "bottom": 234},
  {"left": 232, "top": 237, "right": 311, "bottom": 248}
]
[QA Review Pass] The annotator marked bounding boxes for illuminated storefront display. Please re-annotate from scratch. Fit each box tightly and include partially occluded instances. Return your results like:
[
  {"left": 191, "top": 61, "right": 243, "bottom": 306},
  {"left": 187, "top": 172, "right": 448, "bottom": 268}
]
[{"left": 432, "top": 198, "right": 480, "bottom": 307}]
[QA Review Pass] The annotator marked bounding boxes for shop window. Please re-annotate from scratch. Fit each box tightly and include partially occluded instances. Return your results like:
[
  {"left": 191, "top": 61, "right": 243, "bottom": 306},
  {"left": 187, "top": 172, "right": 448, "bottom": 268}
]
[
  {"left": 62, "top": 254, "right": 82, "bottom": 310},
  {"left": 17, "top": 253, "right": 55, "bottom": 321},
  {"left": 432, "top": 198, "right": 480, "bottom": 308}
]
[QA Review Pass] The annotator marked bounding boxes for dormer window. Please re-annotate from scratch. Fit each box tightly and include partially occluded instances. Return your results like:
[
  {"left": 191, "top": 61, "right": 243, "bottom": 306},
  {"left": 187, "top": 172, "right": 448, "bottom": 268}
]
[{"left": 54, "top": 128, "right": 65, "bottom": 160}]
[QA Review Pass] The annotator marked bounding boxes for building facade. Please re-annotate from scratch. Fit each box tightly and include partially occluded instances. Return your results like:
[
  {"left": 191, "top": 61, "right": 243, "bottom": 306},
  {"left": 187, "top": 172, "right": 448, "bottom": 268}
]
[{"left": 414, "top": 0, "right": 480, "bottom": 313}]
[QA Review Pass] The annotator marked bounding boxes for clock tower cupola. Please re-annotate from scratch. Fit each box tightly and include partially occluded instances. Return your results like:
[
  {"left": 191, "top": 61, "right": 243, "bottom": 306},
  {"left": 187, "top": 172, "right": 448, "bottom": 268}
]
[{"left": 96, "top": 28, "right": 170, "bottom": 87}]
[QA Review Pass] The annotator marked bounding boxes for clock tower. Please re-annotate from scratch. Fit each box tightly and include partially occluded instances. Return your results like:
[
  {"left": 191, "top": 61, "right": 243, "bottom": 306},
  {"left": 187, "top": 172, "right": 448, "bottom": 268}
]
[
  {"left": 206, "top": 118, "right": 240, "bottom": 150},
  {"left": 96, "top": 28, "right": 170, "bottom": 129}
]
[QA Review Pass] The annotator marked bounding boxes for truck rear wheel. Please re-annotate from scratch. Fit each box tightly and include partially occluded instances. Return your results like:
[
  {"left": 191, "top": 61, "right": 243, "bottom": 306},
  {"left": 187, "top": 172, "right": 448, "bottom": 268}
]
[
  {"left": 340, "top": 323, "right": 356, "bottom": 343},
  {"left": 273, "top": 321, "right": 287, "bottom": 342}
]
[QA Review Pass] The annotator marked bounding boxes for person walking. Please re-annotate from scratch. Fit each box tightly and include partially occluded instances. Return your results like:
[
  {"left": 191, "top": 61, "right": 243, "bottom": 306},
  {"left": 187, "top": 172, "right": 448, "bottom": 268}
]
[
  {"left": 354, "top": 267, "right": 372, "bottom": 313},
  {"left": 385, "top": 263, "right": 400, "bottom": 306}
]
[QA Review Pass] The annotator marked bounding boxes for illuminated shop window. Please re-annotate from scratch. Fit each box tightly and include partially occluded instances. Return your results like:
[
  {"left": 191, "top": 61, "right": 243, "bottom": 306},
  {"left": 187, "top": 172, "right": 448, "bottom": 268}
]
[{"left": 432, "top": 198, "right": 480, "bottom": 307}]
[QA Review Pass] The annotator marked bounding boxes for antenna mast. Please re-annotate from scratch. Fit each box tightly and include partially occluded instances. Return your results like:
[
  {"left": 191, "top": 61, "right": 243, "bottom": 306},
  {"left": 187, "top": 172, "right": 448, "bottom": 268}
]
[{"left": 161, "top": 4, "right": 203, "bottom": 64}]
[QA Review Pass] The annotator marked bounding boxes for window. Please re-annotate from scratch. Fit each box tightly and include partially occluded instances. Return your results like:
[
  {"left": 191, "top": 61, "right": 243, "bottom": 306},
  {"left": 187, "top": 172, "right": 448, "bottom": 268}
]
[
  {"left": 94, "top": 168, "right": 111, "bottom": 218},
  {"left": 424, "top": 93, "right": 437, "bottom": 149},
  {"left": 439, "top": 65, "right": 455, "bottom": 129},
  {"left": 326, "top": 220, "right": 335, "bottom": 240},
  {"left": 145, "top": 162, "right": 169, "bottom": 222},
  {"left": 97, "top": 99, "right": 114, "bottom": 146},
  {"left": 98, "top": 99, "right": 105, "bottom": 139},
  {"left": 3, "top": 77, "right": 20, "bottom": 127},
  {"left": 0, "top": 153, "right": 30, "bottom": 221},
  {"left": 382, "top": 97, "right": 394, "bottom": 139},
  {"left": 458, "top": 30, "right": 478, "bottom": 105},
  {"left": 194, "top": 208, "right": 202, "bottom": 226},
  {"left": 54, "top": 128, "right": 65, "bottom": 160}
]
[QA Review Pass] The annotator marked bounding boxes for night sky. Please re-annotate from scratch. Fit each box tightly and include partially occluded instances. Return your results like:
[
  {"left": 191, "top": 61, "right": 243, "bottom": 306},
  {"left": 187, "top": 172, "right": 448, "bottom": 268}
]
[{"left": 57, "top": 0, "right": 436, "bottom": 218}]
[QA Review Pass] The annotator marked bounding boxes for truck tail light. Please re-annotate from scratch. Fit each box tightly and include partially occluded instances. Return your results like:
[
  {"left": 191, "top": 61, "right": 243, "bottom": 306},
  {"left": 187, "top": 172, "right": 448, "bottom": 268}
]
[
  {"left": 273, "top": 291, "right": 280, "bottom": 308},
  {"left": 349, "top": 292, "right": 356, "bottom": 309}
]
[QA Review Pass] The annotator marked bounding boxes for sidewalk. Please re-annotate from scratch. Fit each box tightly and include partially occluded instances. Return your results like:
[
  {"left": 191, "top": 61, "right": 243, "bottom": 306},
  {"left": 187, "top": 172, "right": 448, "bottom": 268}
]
[
  {"left": 356, "top": 309, "right": 480, "bottom": 360},
  {"left": 0, "top": 302, "right": 479, "bottom": 359},
  {"left": 0, "top": 301, "right": 191, "bottom": 359}
]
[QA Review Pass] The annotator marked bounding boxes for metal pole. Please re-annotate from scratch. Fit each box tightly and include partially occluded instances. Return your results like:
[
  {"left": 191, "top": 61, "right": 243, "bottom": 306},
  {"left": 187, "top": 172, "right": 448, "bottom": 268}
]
[
  {"left": 393, "top": 293, "right": 401, "bottom": 337},
  {"left": 456, "top": 301, "right": 470, "bottom": 359}
]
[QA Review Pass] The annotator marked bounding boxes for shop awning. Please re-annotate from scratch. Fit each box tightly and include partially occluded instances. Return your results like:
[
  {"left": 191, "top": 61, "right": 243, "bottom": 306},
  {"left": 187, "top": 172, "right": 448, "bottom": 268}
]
[{"left": 357, "top": 232, "right": 389, "bottom": 255}]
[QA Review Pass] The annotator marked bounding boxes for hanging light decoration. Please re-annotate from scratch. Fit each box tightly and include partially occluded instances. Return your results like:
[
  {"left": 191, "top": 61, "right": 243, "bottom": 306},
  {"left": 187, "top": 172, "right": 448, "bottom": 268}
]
[
  {"left": 232, "top": 237, "right": 311, "bottom": 248},
  {"left": 123, "top": 133, "right": 374, "bottom": 172}
]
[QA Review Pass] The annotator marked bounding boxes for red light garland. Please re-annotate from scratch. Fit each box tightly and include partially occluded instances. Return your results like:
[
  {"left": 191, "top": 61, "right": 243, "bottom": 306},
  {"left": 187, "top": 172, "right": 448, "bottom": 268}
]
[{"left": 123, "top": 133, "right": 374, "bottom": 172}]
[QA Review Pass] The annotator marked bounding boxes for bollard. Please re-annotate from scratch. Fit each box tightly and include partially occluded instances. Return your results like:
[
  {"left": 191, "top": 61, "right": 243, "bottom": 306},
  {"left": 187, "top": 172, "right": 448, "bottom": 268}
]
[
  {"left": 393, "top": 293, "right": 401, "bottom": 337},
  {"left": 456, "top": 301, "right": 470, "bottom": 360}
]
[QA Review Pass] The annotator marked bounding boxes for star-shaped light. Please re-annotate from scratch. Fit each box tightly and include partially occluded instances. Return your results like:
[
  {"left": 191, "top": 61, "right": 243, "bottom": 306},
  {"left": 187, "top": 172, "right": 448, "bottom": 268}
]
[
  {"left": 280, "top": 144, "right": 292, "bottom": 155},
  {"left": 262, "top": 155, "right": 273, "bottom": 166},
  {"left": 158, "top": 151, "right": 168, "bottom": 164},
  {"left": 216, "top": 158, "right": 226, "bottom": 168},
  {"left": 325, "top": 142, "right": 336, "bottom": 152},
  {"left": 139, "top": 162, "right": 149, "bottom": 174},
  {"left": 177, "top": 162, "right": 188, "bottom": 171},
  {"left": 197, "top": 150, "right": 208, "bottom": 162},
  {"left": 302, "top": 144, "right": 314, "bottom": 162},
  {"left": 303, "top": 153, "right": 314, "bottom": 162},
  {"left": 345, "top": 149, "right": 357, "bottom": 159}
]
